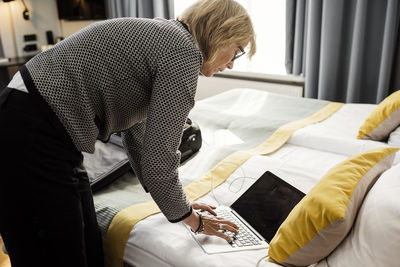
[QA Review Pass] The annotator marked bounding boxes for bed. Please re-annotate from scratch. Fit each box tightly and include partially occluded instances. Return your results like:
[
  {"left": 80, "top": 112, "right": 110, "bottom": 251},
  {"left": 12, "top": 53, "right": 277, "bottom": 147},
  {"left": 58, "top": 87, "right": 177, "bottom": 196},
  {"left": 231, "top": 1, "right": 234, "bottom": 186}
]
[{"left": 93, "top": 88, "right": 400, "bottom": 267}]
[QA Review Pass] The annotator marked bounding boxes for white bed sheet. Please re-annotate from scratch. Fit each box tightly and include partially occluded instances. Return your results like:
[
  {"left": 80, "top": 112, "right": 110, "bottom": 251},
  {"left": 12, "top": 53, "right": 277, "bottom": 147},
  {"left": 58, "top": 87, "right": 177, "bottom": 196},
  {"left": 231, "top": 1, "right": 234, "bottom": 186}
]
[
  {"left": 123, "top": 103, "right": 395, "bottom": 267},
  {"left": 288, "top": 103, "right": 400, "bottom": 164},
  {"left": 290, "top": 103, "right": 376, "bottom": 140},
  {"left": 124, "top": 143, "right": 362, "bottom": 267}
]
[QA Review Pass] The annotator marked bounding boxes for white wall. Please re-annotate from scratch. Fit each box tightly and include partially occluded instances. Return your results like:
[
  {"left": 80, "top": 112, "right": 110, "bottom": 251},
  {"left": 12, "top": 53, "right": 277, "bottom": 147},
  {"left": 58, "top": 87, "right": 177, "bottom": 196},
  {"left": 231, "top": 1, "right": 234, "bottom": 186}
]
[
  {"left": 60, "top": 19, "right": 100, "bottom": 38},
  {"left": 0, "top": 0, "right": 100, "bottom": 58},
  {"left": 0, "top": 0, "right": 61, "bottom": 57},
  {"left": 195, "top": 71, "right": 304, "bottom": 100},
  {"left": 196, "top": 76, "right": 303, "bottom": 101},
  {"left": 0, "top": 2, "right": 17, "bottom": 58}
]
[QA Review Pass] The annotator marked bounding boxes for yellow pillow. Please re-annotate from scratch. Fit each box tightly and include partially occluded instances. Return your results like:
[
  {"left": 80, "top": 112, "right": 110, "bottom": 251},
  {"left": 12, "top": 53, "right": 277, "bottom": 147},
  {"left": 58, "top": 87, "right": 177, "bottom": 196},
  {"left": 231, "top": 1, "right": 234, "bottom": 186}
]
[
  {"left": 357, "top": 90, "right": 400, "bottom": 140},
  {"left": 268, "top": 147, "right": 398, "bottom": 266}
]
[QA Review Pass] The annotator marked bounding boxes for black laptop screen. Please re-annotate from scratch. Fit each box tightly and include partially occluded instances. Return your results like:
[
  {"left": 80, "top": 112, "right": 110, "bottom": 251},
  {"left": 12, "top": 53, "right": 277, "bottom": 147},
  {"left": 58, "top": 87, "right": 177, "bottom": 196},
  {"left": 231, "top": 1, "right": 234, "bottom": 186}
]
[{"left": 231, "top": 171, "right": 305, "bottom": 242}]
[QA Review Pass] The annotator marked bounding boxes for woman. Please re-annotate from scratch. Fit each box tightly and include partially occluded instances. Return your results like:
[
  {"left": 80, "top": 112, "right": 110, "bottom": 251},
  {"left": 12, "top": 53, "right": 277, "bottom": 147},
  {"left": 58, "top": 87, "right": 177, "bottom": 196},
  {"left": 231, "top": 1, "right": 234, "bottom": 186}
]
[{"left": 0, "top": 0, "right": 256, "bottom": 266}]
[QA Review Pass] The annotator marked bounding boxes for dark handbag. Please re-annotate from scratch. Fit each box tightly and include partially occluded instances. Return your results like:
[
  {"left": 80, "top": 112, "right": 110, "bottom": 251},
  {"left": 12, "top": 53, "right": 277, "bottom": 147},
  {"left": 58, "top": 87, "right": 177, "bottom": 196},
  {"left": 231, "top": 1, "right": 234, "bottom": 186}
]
[{"left": 179, "top": 118, "right": 202, "bottom": 163}]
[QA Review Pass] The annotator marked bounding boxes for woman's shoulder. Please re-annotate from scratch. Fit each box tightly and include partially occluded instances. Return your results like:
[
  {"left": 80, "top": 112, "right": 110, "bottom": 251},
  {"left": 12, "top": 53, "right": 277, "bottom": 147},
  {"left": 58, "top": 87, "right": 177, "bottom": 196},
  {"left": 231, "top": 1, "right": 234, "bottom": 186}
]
[
  {"left": 87, "top": 17, "right": 202, "bottom": 67},
  {"left": 94, "top": 18, "right": 193, "bottom": 47}
]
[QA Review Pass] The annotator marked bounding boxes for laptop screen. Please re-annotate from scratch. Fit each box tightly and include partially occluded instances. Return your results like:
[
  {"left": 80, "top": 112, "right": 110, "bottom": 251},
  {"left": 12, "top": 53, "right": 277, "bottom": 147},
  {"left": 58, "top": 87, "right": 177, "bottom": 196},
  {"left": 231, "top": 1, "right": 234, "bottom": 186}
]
[{"left": 231, "top": 171, "right": 305, "bottom": 242}]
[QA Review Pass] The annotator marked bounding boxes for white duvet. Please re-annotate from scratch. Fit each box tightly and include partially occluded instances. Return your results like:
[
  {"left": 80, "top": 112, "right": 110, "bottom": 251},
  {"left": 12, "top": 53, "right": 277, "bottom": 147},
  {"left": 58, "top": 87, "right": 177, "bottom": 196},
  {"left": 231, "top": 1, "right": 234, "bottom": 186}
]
[{"left": 123, "top": 100, "right": 397, "bottom": 267}]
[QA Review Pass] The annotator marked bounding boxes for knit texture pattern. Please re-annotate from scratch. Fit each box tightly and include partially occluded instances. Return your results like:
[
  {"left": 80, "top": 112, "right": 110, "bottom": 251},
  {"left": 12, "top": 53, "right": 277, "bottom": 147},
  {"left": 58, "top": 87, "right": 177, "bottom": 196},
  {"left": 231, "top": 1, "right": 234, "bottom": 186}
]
[{"left": 25, "top": 18, "right": 202, "bottom": 222}]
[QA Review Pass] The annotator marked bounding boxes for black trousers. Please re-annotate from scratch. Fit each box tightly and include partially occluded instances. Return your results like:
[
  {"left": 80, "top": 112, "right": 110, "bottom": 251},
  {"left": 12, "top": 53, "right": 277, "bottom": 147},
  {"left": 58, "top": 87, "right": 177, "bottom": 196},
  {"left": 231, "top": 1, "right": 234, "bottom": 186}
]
[{"left": 0, "top": 89, "right": 104, "bottom": 267}]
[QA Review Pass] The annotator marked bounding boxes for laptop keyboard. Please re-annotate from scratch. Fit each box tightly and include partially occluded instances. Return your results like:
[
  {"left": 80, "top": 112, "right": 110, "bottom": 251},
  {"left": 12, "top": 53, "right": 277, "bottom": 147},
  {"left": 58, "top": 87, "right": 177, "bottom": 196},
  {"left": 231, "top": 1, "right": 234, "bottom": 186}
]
[{"left": 217, "top": 209, "right": 263, "bottom": 248}]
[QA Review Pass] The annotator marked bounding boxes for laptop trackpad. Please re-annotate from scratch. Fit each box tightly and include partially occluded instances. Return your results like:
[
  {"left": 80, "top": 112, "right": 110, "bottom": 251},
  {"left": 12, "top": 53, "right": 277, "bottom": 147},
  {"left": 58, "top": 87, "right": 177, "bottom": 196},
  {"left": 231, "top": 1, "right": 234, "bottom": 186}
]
[{"left": 195, "top": 235, "right": 235, "bottom": 254}]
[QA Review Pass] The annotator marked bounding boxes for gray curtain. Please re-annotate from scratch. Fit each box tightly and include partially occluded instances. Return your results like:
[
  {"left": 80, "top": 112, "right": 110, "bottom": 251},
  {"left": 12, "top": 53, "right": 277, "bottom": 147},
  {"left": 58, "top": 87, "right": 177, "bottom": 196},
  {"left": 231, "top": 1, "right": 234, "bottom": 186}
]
[
  {"left": 107, "top": 0, "right": 174, "bottom": 19},
  {"left": 286, "top": 0, "right": 400, "bottom": 104}
]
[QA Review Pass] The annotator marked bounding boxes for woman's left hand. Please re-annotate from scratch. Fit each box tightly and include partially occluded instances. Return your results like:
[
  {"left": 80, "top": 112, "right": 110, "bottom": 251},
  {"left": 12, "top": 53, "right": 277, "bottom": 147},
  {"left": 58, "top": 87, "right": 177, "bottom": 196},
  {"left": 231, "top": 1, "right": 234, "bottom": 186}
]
[{"left": 192, "top": 202, "right": 217, "bottom": 216}]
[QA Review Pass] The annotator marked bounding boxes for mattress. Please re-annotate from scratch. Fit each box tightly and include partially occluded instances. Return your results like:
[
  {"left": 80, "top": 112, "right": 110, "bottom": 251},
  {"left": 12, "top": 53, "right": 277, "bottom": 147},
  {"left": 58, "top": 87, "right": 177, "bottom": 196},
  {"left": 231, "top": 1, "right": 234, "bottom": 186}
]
[
  {"left": 119, "top": 91, "right": 392, "bottom": 267},
  {"left": 93, "top": 88, "right": 336, "bottom": 250}
]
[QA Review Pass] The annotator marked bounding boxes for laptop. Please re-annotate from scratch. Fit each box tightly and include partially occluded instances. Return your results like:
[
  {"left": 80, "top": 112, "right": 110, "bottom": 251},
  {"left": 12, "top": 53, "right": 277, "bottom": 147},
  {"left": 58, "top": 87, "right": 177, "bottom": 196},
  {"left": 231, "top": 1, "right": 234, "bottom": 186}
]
[{"left": 189, "top": 171, "right": 305, "bottom": 254}]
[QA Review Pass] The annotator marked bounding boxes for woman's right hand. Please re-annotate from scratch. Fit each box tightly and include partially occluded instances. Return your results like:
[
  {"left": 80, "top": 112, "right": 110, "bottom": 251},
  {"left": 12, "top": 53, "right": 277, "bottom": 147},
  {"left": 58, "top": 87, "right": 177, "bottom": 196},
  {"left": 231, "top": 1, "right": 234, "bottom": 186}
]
[
  {"left": 183, "top": 209, "right": 239, "bottom": 242},
  {"left": 201, "top": 214, "right": 239, "bottom": 242}
]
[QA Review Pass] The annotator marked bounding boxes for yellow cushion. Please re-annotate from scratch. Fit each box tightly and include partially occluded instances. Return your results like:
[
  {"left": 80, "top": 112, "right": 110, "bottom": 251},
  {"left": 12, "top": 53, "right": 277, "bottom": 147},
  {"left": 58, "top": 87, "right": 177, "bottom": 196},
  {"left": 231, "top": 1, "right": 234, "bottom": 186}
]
[
  {"left": 357, "top": 90, "right": 400, "bottom": 140},
  {"left": 268, "top": 147, "right": 398, "bottom": 266}
]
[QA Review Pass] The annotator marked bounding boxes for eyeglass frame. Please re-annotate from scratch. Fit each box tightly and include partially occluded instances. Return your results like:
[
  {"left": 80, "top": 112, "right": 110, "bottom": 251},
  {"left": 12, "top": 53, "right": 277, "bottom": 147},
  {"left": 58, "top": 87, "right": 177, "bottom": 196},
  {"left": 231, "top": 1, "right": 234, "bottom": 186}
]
[{"left": 231, "top": 46, "right": 245, "bottom": 62}]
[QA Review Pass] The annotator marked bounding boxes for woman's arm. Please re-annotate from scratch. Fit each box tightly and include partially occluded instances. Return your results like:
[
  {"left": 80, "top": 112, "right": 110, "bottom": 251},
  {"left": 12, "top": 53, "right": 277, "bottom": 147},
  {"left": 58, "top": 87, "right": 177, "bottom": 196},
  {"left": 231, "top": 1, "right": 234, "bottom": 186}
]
[
  {"left": 139, "top": 46, "right": 201, "bottom": 222},
  {"left": 121, "top": 120, "right": 146, "bottom": 189}
]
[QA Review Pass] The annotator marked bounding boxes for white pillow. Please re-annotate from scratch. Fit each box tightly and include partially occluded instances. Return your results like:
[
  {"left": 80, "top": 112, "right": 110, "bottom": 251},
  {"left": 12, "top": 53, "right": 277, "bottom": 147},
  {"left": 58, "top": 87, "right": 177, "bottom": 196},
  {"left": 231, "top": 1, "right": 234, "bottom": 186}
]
[
  {"left": 315, "top": 163, "right": 400, "bottom": 267},
  {"left": 388, "top": 127, "right": 400, "bottom": 165},
  {"left": 388, "top": 126, "right": 400, "bottom": 147}
]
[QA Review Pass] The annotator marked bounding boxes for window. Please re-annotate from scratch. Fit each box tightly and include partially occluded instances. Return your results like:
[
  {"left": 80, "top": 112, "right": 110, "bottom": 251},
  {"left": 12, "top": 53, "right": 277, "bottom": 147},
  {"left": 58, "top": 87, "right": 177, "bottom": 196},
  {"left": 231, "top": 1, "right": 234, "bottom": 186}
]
[{"left": 174, "top": 0, "right": 286, "bottom": 75}]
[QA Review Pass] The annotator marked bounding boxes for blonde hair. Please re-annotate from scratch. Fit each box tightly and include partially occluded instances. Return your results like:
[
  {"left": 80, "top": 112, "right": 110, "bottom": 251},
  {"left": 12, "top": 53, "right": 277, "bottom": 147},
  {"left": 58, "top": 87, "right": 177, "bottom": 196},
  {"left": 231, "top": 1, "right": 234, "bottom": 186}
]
[{"left": 178, "top": 0, "right": 256, "bottom": 63}]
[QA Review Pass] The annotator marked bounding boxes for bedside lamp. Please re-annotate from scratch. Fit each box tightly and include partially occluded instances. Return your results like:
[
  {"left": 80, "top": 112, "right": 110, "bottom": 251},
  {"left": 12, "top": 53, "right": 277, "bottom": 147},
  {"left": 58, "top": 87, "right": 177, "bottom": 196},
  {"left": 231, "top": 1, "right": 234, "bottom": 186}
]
[{"left": 2, "top": 0, "right": 30, "bottom": 20}]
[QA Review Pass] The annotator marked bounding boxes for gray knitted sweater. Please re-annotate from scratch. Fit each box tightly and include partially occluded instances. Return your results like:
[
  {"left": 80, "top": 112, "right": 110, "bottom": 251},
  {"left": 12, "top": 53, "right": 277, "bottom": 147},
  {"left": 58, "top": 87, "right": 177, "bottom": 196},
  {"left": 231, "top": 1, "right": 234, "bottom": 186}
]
[{"left": 24, "top": 18, "right": 203, "bottom": 222}]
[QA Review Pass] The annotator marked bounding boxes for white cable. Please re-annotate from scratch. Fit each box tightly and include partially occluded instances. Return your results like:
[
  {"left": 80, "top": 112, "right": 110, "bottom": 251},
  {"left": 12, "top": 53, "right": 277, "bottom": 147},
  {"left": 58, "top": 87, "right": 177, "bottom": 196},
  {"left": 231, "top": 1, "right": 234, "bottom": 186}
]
[
  {"left": 209, "top": 160, "right": 256, "bottom": 206},
  {"left": 201, "top": 137, "right": 257, "bottom": 205},
  {"left": 255, "top": 255, "right": 269, "bottom": 267},
  {"left": 199, "top": 135, "right": 270, "bottom": 267}
]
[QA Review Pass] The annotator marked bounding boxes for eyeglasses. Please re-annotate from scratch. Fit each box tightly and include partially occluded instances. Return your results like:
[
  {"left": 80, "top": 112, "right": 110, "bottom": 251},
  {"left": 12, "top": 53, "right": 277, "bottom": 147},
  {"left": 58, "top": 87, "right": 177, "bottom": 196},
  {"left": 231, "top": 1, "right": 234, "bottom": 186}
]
[{"left": 231, "top": 46, "right": 245, "bottom": 62}]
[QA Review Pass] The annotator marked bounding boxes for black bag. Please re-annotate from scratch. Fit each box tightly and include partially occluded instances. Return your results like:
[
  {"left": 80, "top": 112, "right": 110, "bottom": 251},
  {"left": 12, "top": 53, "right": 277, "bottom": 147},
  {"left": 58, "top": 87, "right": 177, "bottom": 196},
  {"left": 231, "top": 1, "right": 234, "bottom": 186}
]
[
  {"left": 179, "top": 118, "right": 202, "bottom": 163},
  {"left": 85, "top": 118, "right": 202, "bottom": 192}
]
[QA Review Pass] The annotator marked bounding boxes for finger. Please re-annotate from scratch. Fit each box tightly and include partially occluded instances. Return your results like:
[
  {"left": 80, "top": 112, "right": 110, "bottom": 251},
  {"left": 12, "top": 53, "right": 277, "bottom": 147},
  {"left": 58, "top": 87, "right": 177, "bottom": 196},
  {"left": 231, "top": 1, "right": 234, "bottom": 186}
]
[
  {"left": 204, "top": 206, "right": 217, "bottom": 216},
  {"left": 193, "top": 203, "right": 216, "bottom": 214},
  {"left": 198, "top": 202, "right": 216, "bottom": 209},
  {"left": 212, "top": 230, "right": 233, "bottom": 242},
  {"left": 219, "top": 219, "right": 239, "bottom": 230},
  {"left": 220, "top": 224, "right": 239, "bottom": 234}
]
